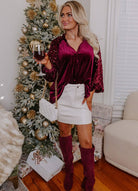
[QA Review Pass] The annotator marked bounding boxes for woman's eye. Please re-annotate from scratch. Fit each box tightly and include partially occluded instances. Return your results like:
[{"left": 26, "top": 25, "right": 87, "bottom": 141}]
[
  {"left": 68, "top": 13, "right": 72, "bottom": 17},
  {"left": 60, "top": 13, "right": 64, "bottom": 17}
]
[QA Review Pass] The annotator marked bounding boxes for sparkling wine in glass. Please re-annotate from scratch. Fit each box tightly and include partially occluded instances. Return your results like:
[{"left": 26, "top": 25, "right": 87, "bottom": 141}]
[{"left": 33, "top": 43, "right": 45, "bottom": 76}]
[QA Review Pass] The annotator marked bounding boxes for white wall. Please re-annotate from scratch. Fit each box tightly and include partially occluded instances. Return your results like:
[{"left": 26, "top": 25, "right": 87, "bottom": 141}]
[{"left": 0, "top": 0, "right": 27, "bottom": 110}]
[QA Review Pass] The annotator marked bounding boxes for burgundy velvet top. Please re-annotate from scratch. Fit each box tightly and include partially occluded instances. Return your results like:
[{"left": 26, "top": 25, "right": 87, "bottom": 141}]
[{"left": 42, "top": 34, "right": 104, "bottom": 103}]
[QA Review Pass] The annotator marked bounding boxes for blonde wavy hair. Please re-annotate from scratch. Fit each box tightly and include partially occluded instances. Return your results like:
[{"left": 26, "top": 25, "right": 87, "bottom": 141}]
[{"left": 58, "top": 0, "right": 100, "bottom": 58}]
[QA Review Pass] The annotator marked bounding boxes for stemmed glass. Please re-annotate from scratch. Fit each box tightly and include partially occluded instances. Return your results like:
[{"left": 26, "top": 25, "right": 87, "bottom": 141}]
[{"left": 33, "top": 43, "right": 45, "bottom": 76}]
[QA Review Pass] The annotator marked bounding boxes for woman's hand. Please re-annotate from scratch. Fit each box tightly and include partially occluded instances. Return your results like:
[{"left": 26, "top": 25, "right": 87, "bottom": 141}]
[
  {"left": 82, "top": 90, "right": 95, "bottom": 111},
  {"left": 34, "top": 53, "right": 52, "bottom": 70}
]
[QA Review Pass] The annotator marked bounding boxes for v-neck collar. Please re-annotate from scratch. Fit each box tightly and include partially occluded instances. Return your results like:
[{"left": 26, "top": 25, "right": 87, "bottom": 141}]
[{"left": 62, "top": 34, "right": 85, "bottom": 53}]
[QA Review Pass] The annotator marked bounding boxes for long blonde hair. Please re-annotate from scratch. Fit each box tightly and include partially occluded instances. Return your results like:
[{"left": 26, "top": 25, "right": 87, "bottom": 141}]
[{"left": 58, "top": 0, "right": 100, "bottom": 58}]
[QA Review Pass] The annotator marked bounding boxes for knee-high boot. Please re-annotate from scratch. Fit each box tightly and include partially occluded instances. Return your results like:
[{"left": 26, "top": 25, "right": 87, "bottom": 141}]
[
  {"left": 80, "top": 145, "right": 95, "bottom": 191},
  {"left": 59, "top": 135, "right": 73, "bottom": 191}
]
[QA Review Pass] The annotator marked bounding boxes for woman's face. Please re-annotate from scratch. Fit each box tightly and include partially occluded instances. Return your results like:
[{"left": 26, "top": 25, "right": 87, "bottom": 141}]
[{"left": 60, "top": 6, "right": 78, "bottom": 30}]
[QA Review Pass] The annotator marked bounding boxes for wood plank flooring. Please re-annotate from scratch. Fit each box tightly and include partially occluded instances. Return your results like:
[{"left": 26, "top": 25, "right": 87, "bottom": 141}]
[{"left": 22, "top": 157, "right": 138, "bottom": 191}]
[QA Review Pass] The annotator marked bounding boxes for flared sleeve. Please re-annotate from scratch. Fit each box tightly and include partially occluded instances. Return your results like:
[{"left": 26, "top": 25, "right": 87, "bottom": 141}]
[{"left": 91, "top": 50, "right": 104, "bottom": 93}]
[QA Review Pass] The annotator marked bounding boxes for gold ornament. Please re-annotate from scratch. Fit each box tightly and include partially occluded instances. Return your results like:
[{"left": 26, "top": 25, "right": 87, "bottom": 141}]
[
  {"left": 48, "top": 82, "right": 53, "bottom": 88},
  {"left": 27, "top": 9, "right": 37, "bottom": 20},
  {"left": 24, "top": 87, "right": 29, "bottom": 92},
  {"left": 29, "top": 40, "right": 40, "bottom": 51},
  {"left": 49, "top": 1, "right": 57, "bottom": 12},
  {"left": 47, "top": 44, "right": 51, "bottom": 49},
  {"left": 35, "top": 129, "right": 47, "bottom": 141},
  {"left": 30, "top": 94, "right": 35, "bottom": 100},
  {"left": 26, "top": 0, "right": 35, "bottom": 4},
  {"left": 30, "top": 71, "right": 39, "bottom": 81},
  {"left": 27, "top": 0, "right": 43, "bottom": 9},
  {"left": 22, "top": 61, "right": 28, "bottom": 67},
  {"left": 22, "top": 107, "right": 28, "bottom": 113},
  {"left": 22, "top": 27, "right": 27, "bottom": 34},
  {"left": 52, "top": 26, "right": 61, "bottom": 36},
  {"left": 27, "top": 110, "right": 36, "bottom": 119},
  {"left": 19, "top": 36, "right": 27, "bottom": 44},
  {"left": 42, "top": 10, "right": 47, "bottom": 16},
  {"left": 43, "top": 22, "right": 49, "bottom": 28},
  {"left": 43, "top": 121, "right": 49, "bottom": 128},
  {"left": 20, "top": 116, "right": 27, "bottom": 124},
  {"left": 15, "top": 84, "right": 24, "bottom": 92},
  {"left": 23, "top": 70, "right": 28, "bottom": 76}
]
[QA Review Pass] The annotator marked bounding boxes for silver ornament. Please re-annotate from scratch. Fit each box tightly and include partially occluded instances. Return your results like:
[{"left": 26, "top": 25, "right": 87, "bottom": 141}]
[
  {"left": 43, "top": 121, "right": 49, "bottom": 127},
  {"left": 32, "top": 27, "right": 37, "bottom": 32},
  {"left": 22, "top": 27, "right": 27, "bottom": 34},
  {"left": 23, "top": 70, "right": 28, "bottom": 76},
  {"left": 22, "top": 107, "right": 27, "bottom": 113},
  {"left": 18, "top": 46, "right": 22, "bottom": 51}
]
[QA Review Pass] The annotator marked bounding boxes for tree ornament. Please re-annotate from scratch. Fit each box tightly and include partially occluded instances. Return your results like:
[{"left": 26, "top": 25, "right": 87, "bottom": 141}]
[
  {"left": 48, "top": 82, "right": 53, "bottom": 88},
  {"left": 35, "top": 129, "right": 47, "bottom": 141},
  {"left": 21, "top": 107, "right": 28, "bottom": 113},
  {"left": 18, "top": 46, "right": 22, "bottom": 52},
  {"left": 23, "top": 70, "right": 28, "bottom": 76},
  {"left": 29, "top": 40, "right": 40, "bottom": 51},
  {"left": 15, "top": 84, "right": 24, "bottom": 92},
  {"left": 27, "top": 110, "right": 36, "bottom": 119},
  {"left": 26, "top": 9, "right": 37, "bottom": 20},
  {"left": 47, "top": 44, "right": 51, "bottom": 49},
  {"left": 34, "top": 0, "right": 43, "bottom": 9},
  {"left": 30, "top": 93, "right": 35, "bottom": 100},
  {"left": 22, "top": 27, "right": 27, "bottom": 34},
  {"left": 42, "top": 10, "right": 47, "bottom": 16},
  {"left": 43, "top": 22, "right": 49, "bottom": 28},
  {"left": 19, "top": 36, "right": 27, "bottom": 44},
  {"left": 43, "top": 121, "right": 49, "bottom": 128},
  {"left": 32, "top": 26, "right": 38, "bottom": 32},
  {"left": 52, "top": 26, "right": 61, "bottom": 36},
  {"left": 21, "top": 49, "right": 29, "bottom": 57},
  {"left": 24, "top": 87, "right": 29, "bottom": 92},
  {"left": 26, "top": 0, "right": 35, "bottom": 5},
  {"left": 22, "top": 61, "right": 28, "bottom": 67},
  {"left": 20, "top": 116, "right": 27, "bottom": 124},
  {"left": 49, "top": 1, "right": 57, "bottom": 12},
  {"left": 30, "top": 71, "right": 39, "bottom": 81}
]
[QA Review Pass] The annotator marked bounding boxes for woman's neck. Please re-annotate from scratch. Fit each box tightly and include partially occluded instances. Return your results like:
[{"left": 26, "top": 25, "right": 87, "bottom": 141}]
[{"left": 65, "top": 25, "right": 79, "bottom": 40}]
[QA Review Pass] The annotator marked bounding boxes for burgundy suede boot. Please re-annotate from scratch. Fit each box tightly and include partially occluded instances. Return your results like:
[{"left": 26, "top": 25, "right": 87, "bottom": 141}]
[
  {"left": 80, "top": 145, "right": 95, "bottom": 191},
  {"left": 59, "top": 135, "right": 73, "bottom": 191}
]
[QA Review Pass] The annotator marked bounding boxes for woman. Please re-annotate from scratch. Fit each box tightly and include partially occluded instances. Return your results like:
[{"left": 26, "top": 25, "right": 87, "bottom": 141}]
[{"left": 41, "top": 1, "right": 104, "bottom": 190}]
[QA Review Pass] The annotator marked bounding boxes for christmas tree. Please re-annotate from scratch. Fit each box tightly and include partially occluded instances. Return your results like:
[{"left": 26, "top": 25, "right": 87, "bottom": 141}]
[{"left": 13, "top": 0, "right": 62, "bottom": 156}]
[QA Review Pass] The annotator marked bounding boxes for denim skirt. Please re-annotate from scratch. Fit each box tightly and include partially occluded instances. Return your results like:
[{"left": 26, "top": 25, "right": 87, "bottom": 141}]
[{"left": 57, "top": 84, "right": 92, "bottom": 125}]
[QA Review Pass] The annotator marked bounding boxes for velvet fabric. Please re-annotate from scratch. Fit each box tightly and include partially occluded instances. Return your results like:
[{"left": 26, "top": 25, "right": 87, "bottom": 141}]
[{"left": 42, "top": 34, "right": 104, "bottom": 103}]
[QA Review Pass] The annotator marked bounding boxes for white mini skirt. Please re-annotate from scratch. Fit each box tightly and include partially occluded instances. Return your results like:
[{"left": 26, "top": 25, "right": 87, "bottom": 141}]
[{"left": 57, "top": 84, "right": 92, "bottom": 125}]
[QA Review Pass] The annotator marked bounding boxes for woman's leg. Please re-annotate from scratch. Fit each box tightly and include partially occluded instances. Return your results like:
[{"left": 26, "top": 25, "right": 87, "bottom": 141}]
[
  {"left": 76, "top": 124, "right": 95, "bottom": 191},
  {"left": 58, "top": 122, "right": 73, "bottom": 191}
]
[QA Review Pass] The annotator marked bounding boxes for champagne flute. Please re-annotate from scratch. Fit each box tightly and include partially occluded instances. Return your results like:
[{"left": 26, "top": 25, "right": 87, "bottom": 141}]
[{"left": 33, "top": 43, "right": 45, "bottom": 76}]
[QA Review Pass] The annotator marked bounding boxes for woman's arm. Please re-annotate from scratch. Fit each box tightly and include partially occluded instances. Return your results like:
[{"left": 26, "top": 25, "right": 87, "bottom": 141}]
[{"left": 91, "top": 50, "right": 104, "bottom": 93}]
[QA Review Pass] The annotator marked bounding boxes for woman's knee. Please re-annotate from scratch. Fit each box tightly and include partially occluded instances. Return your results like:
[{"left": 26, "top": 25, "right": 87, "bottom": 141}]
[
  {"left": 58, "top": 122, "right": 72, "bottom": 137},
  {"left": 80, "top": 138, "right": 92, "bottom": 148}
]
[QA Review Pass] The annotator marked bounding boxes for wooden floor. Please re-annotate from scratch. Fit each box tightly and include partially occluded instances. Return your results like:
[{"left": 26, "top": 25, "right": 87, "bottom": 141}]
[{"left": 22, "top": 157, "right": 138, "bottom": 191}]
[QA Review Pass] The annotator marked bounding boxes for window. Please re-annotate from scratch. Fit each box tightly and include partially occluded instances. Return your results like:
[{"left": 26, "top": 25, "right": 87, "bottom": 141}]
[{"left": 113, "top": 0, "right": 138, "bottom": 119}]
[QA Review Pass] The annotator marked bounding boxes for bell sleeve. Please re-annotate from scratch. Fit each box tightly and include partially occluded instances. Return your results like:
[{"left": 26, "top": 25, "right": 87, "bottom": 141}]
[
  {"left": 42, "top": 38, "right": 59, "bottom": 82},
  {"left": 91, "top": 50, "right": 104, "bottom": 93}
]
